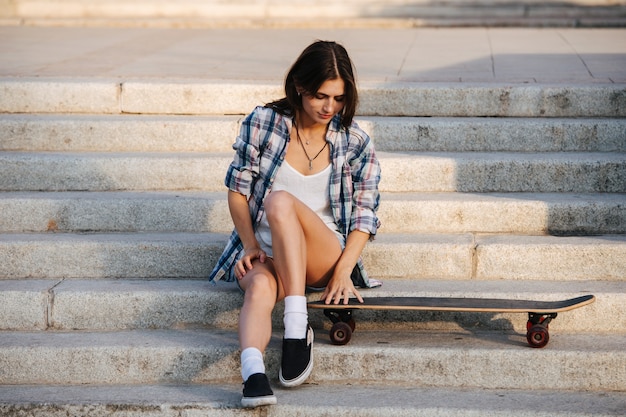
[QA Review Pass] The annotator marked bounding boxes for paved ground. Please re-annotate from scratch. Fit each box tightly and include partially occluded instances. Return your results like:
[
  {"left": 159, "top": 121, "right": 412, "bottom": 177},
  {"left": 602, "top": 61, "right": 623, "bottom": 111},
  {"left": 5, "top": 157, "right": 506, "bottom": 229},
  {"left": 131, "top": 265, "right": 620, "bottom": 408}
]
[{"left": 1, "top": 26, "right": 625, "bottom": 84}]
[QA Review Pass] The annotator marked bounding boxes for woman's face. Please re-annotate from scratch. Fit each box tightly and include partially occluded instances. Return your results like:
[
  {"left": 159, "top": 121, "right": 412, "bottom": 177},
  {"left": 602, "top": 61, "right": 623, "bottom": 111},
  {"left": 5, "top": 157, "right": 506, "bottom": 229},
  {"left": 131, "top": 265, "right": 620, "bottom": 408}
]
[{"left": 300, "top": 78, "right": 346, "bottom": 127}]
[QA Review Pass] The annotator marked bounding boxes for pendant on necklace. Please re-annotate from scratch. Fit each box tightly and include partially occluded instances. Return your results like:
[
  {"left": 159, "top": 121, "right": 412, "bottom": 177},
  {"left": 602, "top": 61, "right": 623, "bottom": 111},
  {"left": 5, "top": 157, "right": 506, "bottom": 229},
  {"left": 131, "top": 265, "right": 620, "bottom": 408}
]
[{"left": 308, "top": 160, "right": 313, "bottom": 170}]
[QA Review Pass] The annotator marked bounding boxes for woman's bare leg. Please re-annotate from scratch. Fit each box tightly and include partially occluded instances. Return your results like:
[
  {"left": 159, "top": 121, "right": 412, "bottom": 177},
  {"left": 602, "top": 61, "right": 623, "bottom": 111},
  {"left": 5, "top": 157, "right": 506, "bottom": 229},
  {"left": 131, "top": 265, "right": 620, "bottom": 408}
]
[
  {"left": 263, "top": 190, "right": 343, "bottom": 387},
  {"left": 237, "top": 260, "right": 282, "bottom": 407},
  {"left": 237, "top": 259, "right": 284, "bottom": 352},
  {"left": 264, "top": 190, "right": 343, "bottom": 294}
]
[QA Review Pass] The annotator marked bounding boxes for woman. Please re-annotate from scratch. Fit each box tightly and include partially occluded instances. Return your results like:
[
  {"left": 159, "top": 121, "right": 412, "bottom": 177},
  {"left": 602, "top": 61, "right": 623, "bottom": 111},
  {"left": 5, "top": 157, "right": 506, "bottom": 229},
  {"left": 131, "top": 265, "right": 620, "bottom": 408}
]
[{"left": 208, "top": 40, "right": 381, "bottom": 408}]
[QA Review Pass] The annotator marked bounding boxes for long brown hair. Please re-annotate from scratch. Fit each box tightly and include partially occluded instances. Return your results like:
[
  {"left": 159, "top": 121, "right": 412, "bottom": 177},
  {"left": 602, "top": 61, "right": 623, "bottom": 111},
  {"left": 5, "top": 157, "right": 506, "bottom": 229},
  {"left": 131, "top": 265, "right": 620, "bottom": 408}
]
[{"left": 266, "top": 40, "right": 358, "bottom": 129}]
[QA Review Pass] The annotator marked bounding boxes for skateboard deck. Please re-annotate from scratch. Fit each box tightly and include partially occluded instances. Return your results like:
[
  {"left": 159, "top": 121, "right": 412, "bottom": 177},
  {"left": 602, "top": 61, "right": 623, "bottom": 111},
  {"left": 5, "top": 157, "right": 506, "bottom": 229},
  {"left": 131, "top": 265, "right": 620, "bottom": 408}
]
[{"left": 308, "top": 295, "right": 595, "bottom": 348}]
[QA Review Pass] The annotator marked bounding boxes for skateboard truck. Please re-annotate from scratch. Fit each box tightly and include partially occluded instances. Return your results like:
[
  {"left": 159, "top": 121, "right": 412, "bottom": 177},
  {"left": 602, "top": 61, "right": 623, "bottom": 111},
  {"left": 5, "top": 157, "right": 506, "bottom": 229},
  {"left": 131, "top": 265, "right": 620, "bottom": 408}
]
[
  {"left": 526, "top": 312, "right": 557, "bottom": 348},
  {"left": 323, "top": 308, "right": 356, "bottom": 345}
]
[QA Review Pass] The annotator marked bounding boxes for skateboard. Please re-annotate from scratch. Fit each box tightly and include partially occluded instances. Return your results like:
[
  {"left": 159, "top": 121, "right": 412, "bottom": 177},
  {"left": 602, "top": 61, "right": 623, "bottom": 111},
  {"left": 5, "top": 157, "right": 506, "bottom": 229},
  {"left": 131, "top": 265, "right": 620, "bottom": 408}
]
[{"left": 308, "top": 294, "right": 595, "bottom": 348}]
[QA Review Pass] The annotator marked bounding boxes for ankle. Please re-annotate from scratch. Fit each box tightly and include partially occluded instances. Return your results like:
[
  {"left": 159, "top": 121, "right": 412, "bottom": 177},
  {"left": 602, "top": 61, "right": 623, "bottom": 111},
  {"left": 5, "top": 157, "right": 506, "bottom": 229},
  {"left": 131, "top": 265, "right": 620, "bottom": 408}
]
[
  {"left": 241, "top": 347, "right": 265, "bottom": 382},
  {"left": 283, "top": 296, "right": 308, "bottom": 339}
]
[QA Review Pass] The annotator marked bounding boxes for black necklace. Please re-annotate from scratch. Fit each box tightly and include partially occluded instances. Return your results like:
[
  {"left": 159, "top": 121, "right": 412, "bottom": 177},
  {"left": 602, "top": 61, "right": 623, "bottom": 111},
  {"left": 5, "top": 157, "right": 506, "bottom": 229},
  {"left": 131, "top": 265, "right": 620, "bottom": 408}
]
[{"left": 296, "top": 125, "right": 327, "bottom": 171}]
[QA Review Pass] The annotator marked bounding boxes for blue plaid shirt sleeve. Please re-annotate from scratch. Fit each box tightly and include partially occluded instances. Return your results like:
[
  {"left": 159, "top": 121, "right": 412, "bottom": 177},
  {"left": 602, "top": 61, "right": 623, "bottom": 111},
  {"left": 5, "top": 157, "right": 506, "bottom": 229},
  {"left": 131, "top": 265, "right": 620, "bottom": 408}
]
[{"left": 349, "top": 131, "right": 381, "bottom": 238}]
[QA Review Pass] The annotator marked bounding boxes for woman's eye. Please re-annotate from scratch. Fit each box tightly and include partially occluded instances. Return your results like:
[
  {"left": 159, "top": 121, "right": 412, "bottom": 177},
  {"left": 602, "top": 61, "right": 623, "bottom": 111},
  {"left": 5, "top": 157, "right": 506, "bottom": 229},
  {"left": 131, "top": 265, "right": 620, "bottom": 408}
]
[{"left": 315, "top": 95, "right": 345, "bottom": 102}]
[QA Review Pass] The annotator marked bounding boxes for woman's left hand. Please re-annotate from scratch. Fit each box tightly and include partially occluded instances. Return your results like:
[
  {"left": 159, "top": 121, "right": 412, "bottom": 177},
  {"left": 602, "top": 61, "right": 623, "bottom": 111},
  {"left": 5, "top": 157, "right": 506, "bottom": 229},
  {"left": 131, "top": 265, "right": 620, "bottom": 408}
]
[{"left": 320, "top": 267, "right": 363, "bottom": 305}]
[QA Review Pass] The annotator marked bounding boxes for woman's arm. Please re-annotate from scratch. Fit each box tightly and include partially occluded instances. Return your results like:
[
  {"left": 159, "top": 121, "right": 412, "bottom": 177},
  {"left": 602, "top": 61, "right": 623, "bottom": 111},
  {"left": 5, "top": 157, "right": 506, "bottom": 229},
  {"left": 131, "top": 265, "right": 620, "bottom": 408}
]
[
  {"left": 321, "top": 128, "right": 381, "bottom": 304},
  {"left": 321, "top": 229, "right": 369, "bottom": 304}
]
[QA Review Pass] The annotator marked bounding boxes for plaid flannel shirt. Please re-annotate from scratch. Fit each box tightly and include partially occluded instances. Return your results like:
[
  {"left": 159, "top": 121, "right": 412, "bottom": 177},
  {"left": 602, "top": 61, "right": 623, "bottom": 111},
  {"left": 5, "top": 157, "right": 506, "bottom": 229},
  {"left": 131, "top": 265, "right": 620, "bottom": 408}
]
[{"left": 208, "top": 106, "right": 381, "bottom": 287}]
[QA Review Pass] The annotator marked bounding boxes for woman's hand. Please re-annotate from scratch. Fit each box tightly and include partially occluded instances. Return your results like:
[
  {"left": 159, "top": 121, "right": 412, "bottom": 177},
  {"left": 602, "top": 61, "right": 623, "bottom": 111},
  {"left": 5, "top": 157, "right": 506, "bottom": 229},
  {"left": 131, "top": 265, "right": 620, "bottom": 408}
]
[
  {"left": 321, "top": 266, "right": 363, "bottom": 305},
  {"left": 234, "top": 247, "right": 267, "bottom": 280}
]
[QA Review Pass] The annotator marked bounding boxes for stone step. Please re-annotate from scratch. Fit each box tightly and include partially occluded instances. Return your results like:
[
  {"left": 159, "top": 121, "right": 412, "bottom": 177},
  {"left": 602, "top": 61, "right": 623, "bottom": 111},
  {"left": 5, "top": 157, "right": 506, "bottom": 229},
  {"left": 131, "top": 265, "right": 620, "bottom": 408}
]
[
  {"left": 2, "top": 79, "right": 624, "bottom": 118},
  {"left": 0, "top": 328, "right": 624, "bottom": 391},
  {"left": 1, "top": 191, "right": 625, "bottom": 235},
  {"left": 1, "top": 151, "right": 624, "bottom": 193},
  {"left": 1, "top": 278, "right": 622, "bottom": 334},
  {"left": 1, "top": 384, "right": 625, "bottom": 417},
  {"left": 2, "top": 114, "right": 625, "bottom": 153},
  {"left": 0, "top": 381, "right": 625, "bottom": 417},
  {"left": 0, "top": 232, "right": 624, "bottom": 280},
  {"left": 2, "top": 0, "right": 625, "bottom": 28}
]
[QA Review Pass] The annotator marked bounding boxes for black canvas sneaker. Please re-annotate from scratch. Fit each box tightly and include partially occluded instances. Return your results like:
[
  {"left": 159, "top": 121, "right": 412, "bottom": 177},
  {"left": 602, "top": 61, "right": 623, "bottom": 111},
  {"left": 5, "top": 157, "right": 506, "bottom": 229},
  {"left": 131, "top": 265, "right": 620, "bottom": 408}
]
[
  {"left": 279, "top": 326, "right": 314, "bottom": 387},
  {"left": 241, "top": 373, "right": 277, "bottom": 408}
]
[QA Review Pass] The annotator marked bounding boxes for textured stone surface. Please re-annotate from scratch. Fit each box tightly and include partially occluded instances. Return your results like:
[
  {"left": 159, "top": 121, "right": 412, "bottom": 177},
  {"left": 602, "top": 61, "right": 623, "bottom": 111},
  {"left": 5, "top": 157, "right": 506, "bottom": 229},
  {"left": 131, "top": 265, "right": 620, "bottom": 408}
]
[
  {"left": 0, "top": 329, "right": 625, "bottom": 390},
  {"left": 0, "top": 78, "right": 120, "bottom": 113},
  {"left": 0, "top": 191, "right": 234, "bottom": 233},
  {"left": 1, "top": 114, "right": 625, "bottom": 153},
  {"left": 476, "top": 234, "right": 626, "bottom": 280},
  {"left": 379, "top": 152, "right": 626, "bottom": 193},
  {"left": 1, "top": 191, "right": 624, "bottom": 234},
  {"left": 3, "top": 79, "right": 625, "bottom": 117},
  {"left": 359, "top": 84, "right": 626, "bottom": 117},
  {"left": 0, "top": 114, "right": 241, "bottom": 153},
  {"left": 1, "top": 279, "right": 621, "bottom": 334},
  {"left": 358, "top": 117, "right": 626, "bottom": 152},
  {"left": 0, "top": 233, "right": 224, "bottom": 279},
  {"left": 1, "top": 384, "right": 624, "bottom": 417},
  {"left": 1, "top": 233, "right": 625, "bottom": 280},
  {"left": 0, "top": 279, "right": 51, "bottom": 330},
  {"left": 1, "top": 152, "right": 624, "bottom": 192}
]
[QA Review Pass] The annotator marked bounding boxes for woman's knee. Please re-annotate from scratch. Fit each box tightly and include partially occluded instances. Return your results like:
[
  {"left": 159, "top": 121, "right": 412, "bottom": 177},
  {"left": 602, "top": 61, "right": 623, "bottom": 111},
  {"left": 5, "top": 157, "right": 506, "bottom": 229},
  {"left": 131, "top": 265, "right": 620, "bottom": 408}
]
[
  {"left": 264, "top": 190, "right": 294, "bottom": 224},
  {"left": 242, "top": 272, "right": 278, "bottom": 306}
]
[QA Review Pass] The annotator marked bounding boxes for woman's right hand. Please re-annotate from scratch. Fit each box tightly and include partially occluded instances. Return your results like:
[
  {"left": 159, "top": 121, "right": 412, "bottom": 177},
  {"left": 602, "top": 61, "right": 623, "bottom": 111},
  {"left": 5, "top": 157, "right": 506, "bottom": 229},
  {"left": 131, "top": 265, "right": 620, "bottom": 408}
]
[{"left": 234, "top": 247, "right": 267, "bottom": 280}]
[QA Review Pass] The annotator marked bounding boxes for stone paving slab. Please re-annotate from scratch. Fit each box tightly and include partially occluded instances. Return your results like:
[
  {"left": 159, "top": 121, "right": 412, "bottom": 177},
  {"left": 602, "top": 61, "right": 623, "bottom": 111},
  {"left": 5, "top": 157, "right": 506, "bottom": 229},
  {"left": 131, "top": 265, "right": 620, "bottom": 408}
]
[
  {"left": 0, "top": 27, "right": 624, "bottom": 83},
  {"left": 1, "top": 0, "right": 626, "bottom": 29},
  {"left": 0, "top": 279, "right": 50, "bottom": 330},
  {"left": 0, "top": 384, "right": 624, "bottom": 417}
]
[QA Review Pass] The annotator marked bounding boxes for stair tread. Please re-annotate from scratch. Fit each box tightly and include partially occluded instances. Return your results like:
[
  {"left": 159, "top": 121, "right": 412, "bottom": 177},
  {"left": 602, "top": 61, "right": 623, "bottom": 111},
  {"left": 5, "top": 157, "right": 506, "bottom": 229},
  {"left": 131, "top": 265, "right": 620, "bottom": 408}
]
[
  {"left": 1, "top": 151, "right": 623, "bottom": 193},
  {"left": 1, "top": 230, "right": 625, "bottom": 242},
  {"left": 10, "top": 277, "right": 621, "bottom": 296},
  {"left": 1, "top": 328, "right": 624, "bottom": 390},
  {"left": 3, "top": 113, "right": 624, "bottom": 153},
  {"left": 2, "top": 278, "right": 624, "bottom": 333},
  {"left": 1, "top": 383, "right": 624, "bottom": 416},
  {"left": 3, "top": 78, "right": 624, "bottom": 117},
  {"left": 1, "top": 190, "right": 624, "bottom": 234}
]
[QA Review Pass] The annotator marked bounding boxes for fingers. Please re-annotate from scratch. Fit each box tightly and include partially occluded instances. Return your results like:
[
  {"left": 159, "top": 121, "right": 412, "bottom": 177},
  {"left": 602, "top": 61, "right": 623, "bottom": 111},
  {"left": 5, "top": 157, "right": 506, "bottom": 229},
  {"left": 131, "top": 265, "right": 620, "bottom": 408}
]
[
  {"left": 235, "top": 249, "right": 266, "bottom": 280},
  {"left": 322, "top": 283, "right": 363, "bottom": 305},
  {"left": 353, "top": 287, "right": 364, "bottom": 304},
  {"left": 243, "top": 256, "right": 254, "bottom": 271}
]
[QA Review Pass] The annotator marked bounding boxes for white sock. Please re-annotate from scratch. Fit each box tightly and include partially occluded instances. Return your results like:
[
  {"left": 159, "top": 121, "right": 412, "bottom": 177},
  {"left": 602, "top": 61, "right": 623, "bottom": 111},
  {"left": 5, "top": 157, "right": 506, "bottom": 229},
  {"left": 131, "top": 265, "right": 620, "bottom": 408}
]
[
  {"left": 241, "top": 347, "right": 265, "bottom": 382},
  {"left": 283, "top": 295, "right": 308, "bottom": 339}
]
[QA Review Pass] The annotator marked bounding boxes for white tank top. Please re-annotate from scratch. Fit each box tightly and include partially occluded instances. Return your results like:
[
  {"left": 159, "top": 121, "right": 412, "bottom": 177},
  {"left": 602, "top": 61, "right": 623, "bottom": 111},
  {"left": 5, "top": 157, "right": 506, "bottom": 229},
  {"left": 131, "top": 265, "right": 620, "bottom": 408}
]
[{"left": 254, "top": 160, "right": 339, "bottom": 257}]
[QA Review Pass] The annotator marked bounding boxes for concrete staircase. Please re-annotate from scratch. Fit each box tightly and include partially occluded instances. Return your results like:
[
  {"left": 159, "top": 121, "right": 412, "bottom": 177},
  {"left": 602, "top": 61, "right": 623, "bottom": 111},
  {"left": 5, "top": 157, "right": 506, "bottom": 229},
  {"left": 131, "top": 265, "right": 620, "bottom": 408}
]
[
  {"left": 1, "top": 43, "right": 626, "bottom": 417},
  {"left": 1, "top": 0, "right": 626, "bottom": 28}
]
